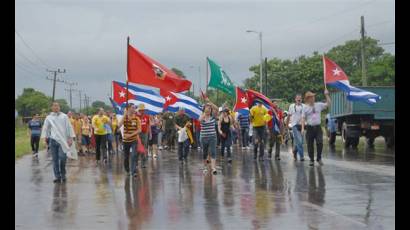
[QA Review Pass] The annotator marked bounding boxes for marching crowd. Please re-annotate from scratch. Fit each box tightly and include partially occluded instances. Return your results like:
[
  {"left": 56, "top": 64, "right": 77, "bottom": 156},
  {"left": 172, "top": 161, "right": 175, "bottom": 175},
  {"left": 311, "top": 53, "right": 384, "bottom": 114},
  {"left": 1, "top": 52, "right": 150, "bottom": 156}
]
[{"left": 27, "top": 89, "right": 331, "bottom": 183}]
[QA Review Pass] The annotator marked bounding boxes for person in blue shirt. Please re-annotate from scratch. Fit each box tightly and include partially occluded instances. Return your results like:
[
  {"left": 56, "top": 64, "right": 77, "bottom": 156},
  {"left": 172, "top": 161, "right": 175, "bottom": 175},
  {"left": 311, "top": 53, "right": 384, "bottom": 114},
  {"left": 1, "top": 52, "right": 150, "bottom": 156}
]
[
  {"left": 325, "top": 113, "right": 337, "bottom": 148},
  {"left": 28, "top": 114, "right": 42, "bottom": 158}
]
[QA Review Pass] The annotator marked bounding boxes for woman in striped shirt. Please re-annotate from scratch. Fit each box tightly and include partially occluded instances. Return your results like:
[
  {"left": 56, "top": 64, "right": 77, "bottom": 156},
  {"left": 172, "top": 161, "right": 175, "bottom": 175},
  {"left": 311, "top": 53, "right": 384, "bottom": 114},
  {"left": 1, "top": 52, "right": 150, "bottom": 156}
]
[{"left": 199, "top": 99, "right": 219, "bottom": 175}]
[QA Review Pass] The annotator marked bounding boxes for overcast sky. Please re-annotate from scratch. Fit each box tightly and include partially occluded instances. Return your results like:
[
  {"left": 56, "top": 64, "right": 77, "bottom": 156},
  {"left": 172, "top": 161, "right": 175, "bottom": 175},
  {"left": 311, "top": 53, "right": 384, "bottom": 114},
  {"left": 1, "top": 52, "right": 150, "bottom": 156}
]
[{"left": 15, "top": 0, "right": 394, "bottom": 107}]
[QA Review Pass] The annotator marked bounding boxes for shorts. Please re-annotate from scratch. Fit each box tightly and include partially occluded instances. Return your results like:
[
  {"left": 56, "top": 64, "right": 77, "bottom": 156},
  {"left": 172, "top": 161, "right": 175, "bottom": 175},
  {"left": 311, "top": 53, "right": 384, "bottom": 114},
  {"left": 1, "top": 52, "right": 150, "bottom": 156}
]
[
  {"left": 82, "top": 135, "right": 90, "bottom": 145},
  {"left": 149, "top": 134, "right": 158, "bottom": 146}
]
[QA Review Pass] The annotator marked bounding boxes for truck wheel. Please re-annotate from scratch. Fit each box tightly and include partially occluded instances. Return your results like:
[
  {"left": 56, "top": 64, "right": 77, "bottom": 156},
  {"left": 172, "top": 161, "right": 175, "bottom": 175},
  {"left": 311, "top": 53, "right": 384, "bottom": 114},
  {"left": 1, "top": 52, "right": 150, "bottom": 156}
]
[
  {"left": 342, "top": 122, "right": 350, "bottom": 148},
  {"left": 367, "top": 137, "right": 375, "bottom": 148},
  {"left": 385, "top": 136, "right": 395, "bottom": 148}
]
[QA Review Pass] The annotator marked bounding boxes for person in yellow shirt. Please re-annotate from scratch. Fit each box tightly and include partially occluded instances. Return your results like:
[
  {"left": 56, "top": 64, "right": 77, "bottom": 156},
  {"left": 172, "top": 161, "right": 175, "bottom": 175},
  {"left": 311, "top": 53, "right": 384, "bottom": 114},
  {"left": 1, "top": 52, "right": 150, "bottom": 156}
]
[
  {"left": 110, "top": 113, "right": 119, "bottom": 154},
  {"left": 92, "top": 108, "right": 111, "bottom": 164},
  {"left": 81, "top": 115, "right": 92, "bottom": 154},
  {"left": 73, "top": 113, "right": 83, "bottom": 153},
  {"left": 250, "top": 101, "right": 269, "bottom": 161}
]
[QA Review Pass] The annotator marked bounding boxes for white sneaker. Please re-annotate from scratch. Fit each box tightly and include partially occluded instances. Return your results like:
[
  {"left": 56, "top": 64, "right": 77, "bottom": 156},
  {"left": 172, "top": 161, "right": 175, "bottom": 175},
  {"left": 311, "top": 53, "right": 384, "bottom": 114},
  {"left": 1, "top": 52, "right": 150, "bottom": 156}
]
[
  {"left": 241, "top": 147, "right": 245, "bottom": 150},
  {"left": 158, "top": 146, "right": 163, "bottom": 150}
]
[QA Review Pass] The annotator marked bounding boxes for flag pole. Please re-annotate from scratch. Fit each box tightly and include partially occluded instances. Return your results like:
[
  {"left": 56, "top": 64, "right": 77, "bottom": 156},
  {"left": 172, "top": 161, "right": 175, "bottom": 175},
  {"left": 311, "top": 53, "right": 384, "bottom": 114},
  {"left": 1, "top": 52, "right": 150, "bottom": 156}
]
[
  {"left": 126, "top": 36, "right": 130, "bottom": 108},
  {"left": 206, "top": 57, "right": 209, "bottom": 95},
  {"left": 322, "top": 54, "right": 327, "bottom": 91}
]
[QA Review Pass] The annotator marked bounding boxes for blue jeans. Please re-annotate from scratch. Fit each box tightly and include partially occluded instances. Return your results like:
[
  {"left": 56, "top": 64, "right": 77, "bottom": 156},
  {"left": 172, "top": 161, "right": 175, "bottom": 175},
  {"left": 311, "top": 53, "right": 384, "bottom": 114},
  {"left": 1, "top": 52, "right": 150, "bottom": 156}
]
[
  {"left": 241, "top": 128, "right": 249, "bottom": 147},
  {"left": 178, "top": 139, "right": 190, "bottom": 160},
  {"left": 123, "top": 141, "right": 137, "bottom": 175},
  {"left": 201, "top": 135, "right": 217, "bottom": 159},
  {"left": 292, "top": 126, "right": 304, "bottom": 158},
  {"left": 49, "top": 139, "right": 67, "bottom": 180}
]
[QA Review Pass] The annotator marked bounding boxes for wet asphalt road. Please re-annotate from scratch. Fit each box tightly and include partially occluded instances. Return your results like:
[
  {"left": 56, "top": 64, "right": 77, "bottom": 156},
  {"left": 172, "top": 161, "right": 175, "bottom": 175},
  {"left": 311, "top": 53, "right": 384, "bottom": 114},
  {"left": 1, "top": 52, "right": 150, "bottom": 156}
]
[{"left": 15, "top": 141, "right": 394, "bottom": 230}]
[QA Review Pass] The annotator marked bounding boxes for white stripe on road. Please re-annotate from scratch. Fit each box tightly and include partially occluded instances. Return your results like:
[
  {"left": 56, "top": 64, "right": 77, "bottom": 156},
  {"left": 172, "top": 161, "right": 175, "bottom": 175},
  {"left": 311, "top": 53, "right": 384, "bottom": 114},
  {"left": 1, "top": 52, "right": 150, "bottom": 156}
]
[{"left": 301, "top": 201, "right": 368, "bottom": 228}]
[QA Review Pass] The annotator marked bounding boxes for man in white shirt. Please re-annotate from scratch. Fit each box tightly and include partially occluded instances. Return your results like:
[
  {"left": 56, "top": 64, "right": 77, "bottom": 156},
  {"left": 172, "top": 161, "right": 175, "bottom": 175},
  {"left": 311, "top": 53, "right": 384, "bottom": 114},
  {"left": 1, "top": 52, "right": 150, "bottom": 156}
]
[
  {"left": 301, "top": 90, "right": 331, "bottom": 166},
  {"left": 286, "top": 94, "right": 305, "bottom": 161},
  {"left": 41, "top": 102, "right": 76, "bottom": 183}
]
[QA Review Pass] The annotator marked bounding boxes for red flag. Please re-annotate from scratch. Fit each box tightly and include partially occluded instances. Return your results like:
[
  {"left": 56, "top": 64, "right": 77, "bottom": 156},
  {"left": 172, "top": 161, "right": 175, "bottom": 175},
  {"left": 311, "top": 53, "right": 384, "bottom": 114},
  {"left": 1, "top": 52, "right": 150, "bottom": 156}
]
[
  {"left": 246, "top": 89, "right": 274, "bottom": 109},
  {"left": 112, "top": 81, "right": 134, "bottom": 105},
  {"left": 323, "top": 56, "right": 349, "bottom": 84},
  {"left": 127, "top": 44, "right": 192, "bottom": 92},
  {"left": 233, "top": 87, "right": 249, "bottom": 112},
  {"left": 159, "top": 90, "right": 178, "bottom": 109}
]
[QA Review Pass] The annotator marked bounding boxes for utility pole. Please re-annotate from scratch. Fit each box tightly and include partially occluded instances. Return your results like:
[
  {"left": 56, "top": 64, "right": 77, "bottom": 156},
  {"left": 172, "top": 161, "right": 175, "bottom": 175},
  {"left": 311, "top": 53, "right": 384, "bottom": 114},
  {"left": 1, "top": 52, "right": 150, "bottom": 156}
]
[
  {"left": 246, "top": 30, "right": 263, "bottom": 93},
  {"left": 78, "top": 90, "right": 82, "bottom": 112},
  {"left": 64, "top": 81, "right": 77, "bottom": 109},
  {"left": 206, "top": 57, "right": 209, "bottom": 94},
  {"left": 360, "top": 15, "right": 367, "bottom": 86},
  {"left": 46, "top": 68, "right": 66, "bottom": 101},
  {"left": 265, "top": 57, "right": 268, "bottom": 97}
]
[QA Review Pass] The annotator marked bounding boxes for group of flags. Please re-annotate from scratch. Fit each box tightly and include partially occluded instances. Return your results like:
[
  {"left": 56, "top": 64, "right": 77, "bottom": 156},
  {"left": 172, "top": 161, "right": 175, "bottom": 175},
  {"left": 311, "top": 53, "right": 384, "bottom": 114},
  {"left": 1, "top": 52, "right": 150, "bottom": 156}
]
[{"left": 109, "top": 38, "right": 381, "bottom": 121}]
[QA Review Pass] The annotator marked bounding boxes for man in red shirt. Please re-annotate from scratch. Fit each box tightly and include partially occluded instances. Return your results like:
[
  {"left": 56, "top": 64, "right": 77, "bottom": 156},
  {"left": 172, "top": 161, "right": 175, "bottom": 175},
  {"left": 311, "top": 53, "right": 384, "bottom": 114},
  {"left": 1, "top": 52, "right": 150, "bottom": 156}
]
[{"left": 136, "top": 104, "right": 151, "bottom": 168}]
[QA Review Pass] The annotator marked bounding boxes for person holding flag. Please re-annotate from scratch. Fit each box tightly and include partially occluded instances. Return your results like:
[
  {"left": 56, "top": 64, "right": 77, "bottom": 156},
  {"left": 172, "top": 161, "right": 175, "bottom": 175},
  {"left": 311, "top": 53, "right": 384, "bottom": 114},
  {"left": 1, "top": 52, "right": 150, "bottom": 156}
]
[
  {"left": 118, "top": 104, "right": 141, "bottom": 177},
  {"left": 301, "top": 90, "right": 331, "bottom": 166}
]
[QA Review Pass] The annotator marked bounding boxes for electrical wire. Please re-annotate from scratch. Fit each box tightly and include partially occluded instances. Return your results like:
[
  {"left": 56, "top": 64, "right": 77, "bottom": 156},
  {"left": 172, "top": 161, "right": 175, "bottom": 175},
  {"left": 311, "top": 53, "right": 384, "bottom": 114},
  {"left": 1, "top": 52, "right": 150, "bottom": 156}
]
[{"left": 15, "top": 29, "right": 50, "bottom": 69}]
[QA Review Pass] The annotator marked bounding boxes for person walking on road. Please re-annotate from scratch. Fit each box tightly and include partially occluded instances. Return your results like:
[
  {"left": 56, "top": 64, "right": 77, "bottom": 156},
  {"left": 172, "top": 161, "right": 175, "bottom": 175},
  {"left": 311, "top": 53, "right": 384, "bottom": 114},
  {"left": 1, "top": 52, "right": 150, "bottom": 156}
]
[
  {"left": 200, "top": 99, "right": 219, "bottom": 175},
  {"left": 162, "top": 111, "right": 176, "bottom": 150},
  {"left": 80, "top": 115, "right": 92, "bottom": 154},
  {"left": 41, "top": 102, "right": 76, "bottom": 183},
  {"left": 267, "top": 102, "right": 282, "bottom": 161},
  {"left": 28, "top": 114, "right": 42, "bottom": 158},
  {"left": 218, "top": 108, "right": 233, "bottom": 163},
  {"left": 92, "top": 108, "right": 110, "bottom": 165},
  {"left": 136, "top": 104, "right": 150, "bottom": 168},
  {"left": 118, "top": 104, "right": 141, "bottom": 177},
  {"left": 325, "top": 113, "right": 337, "bottom": 149},
  {"left": 250, "top": 101, "right": 269, "bottom": 161},
  {"left": 301, "top": 90, "right": 331, "bottom": 166},
  {"left": 287, "top": 94, "right": 306, "bottom": 161},
  {"left": 237, "top": 112, "right": 250, "bottom": 150},
  {"left": 175, "top": 108, "right": 191, "bottom": 163}
]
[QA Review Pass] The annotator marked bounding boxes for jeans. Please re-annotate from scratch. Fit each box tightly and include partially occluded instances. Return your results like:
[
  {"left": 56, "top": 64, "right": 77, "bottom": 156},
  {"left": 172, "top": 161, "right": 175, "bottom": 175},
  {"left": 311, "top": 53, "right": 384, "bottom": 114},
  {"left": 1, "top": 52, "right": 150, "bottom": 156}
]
[
  {"left": 240, "top": 128, "right": 249, "bottom": 147},
  {"left": 31, "top": 135, "right": 40, "bottom": 153},
  {"left": 107, "top": 133, "right": 113, "bottom": 152},
  {"left": 306, "top": 125, "right": 323, "bottom": 162},
  {"left": 178, "top": 139, "right": 190, "bottom": 160},
  {"left": 201, "top": 135, "right": 217, "bottom": 159},
  {"left": 123, "top": 141, "right": 137, "bottom": 175},
  {"left": 158, "top": 131, "right": 163, "bottom": 147},
  {"left": 195, "top": 130, "right": 201, "bottom": 147},
  {"left": 253, "top": 126, "right": 266, "bottom": 159},
  {"left": 268, "top": 132, "right": 281, "bottom": 158},
  {"left": 95, "top": 134, "right": 107, "bottom": 161},
  {"left": 165, "top": 129, "right": 175, "bottom": 148},
  {"left": 292, "top": 126, "right": 304, "bottom": 159},
  {"left": 49, "top": 139, "right": 67, "bottom": 180},
  {"left": 220, "top": 134, "right": 232, "bottom": 158}
]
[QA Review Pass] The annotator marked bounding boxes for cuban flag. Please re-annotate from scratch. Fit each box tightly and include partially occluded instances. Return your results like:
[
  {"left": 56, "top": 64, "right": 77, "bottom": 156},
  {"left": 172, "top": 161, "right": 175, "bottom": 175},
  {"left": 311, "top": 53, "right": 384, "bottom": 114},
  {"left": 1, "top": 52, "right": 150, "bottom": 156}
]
[
  {"left": 160, "top": 90, "right": 202, "bottom": 119},
  {"left": 233, "top": 87, "right": 250, "bottom": 115},
  {"left": 112, "top": 81, "right": 164, "bottom": 115},
  {"left": 323, "top": 56, "right": 381, "bottom": 104}
]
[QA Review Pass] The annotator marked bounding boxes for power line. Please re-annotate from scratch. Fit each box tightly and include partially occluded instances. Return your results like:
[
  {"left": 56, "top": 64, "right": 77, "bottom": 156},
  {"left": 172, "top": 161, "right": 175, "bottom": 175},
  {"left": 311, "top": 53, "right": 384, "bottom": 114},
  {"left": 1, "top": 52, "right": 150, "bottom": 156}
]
[
  {"left": 15, "top": 29, "right": 50, "bottom": 69},
  {"left": 15, "top": 62, "right": 43, "bottom": 77},
  {"left": 15, "top": 48, "right": 44, "bottom": 71},
  {"left": 379, "top": 42, "right": 395, "bottom": 46}
]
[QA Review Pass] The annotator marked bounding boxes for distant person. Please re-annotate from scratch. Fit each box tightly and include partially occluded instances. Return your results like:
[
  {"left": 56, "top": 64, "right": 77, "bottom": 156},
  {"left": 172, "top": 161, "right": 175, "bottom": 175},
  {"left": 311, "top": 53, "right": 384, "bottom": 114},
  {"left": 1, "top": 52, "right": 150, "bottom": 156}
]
[
  {"left": 175, "top": 107, "right": 191, "bottom": 163},
  {"left": 136, "top": 104, "right": 150, "bottom": 168},
  {"left": 287, "top": 94, "right": 305, "bottom": 161},
  {"left": 149, "top": 115, "right": 161, "bottom": 159},
  {"left": 237, "top": 112, "right": 250, "bottom": 150},
  {"left": 118, "top": 104, "right": 141, "bottom": 177},
  {"left": 162, "top": 111, "right": 176, "bottom": 150},
  {"left": 301, "top": 90, "right": 331, "bottom": 166},
  {"left": 41, "top": 102, "right": 76, "bottom": 183},
  {"left": 92, "top": 108, "right": 110, "bottom": 164},
  {"left": 267, "top": 99, "right": 283, "bottom": 161},
  {"left": 250, "top": 101, "right": 268, "bottom": 161},
  {"left": 218, "top": 108, "right": 233, "bottom": 163},
  {"left": 28, "top": 114, "right": 42, "bottom": 158},
  {"left": 80, "top": 115, "right": 92, "bottom": 154},
  {"left": 104, "top": 112, "right": 114, "bottom": 156}
]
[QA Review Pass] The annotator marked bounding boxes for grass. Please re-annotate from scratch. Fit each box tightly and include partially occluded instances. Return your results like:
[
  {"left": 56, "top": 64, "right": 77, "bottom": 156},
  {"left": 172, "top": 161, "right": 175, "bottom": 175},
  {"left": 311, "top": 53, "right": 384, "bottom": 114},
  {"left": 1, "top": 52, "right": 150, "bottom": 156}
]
[{"left": 15, "top": 125, "right": 45, "bottom": 159}]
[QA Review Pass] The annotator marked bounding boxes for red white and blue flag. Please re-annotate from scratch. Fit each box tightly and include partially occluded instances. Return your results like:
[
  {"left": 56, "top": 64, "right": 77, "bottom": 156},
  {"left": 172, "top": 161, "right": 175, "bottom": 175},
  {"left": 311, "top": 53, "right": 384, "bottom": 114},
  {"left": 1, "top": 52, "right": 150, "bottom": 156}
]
[
  {"left": 160, "top": 90, "right": 202, "bottom": 119},
  {"left": 323, "top": 56, "right": 381, "bottom": 104},
  {"left": 233, "top": 87, "right": 250, "bottom": 115},
  {"left": 112, "top": 81, "right": 164, "bottom": 115}
]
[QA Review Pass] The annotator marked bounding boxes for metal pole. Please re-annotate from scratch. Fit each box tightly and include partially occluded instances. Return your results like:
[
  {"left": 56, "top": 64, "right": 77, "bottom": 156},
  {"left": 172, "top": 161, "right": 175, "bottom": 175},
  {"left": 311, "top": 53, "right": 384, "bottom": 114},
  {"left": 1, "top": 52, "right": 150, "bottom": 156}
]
[
  {"left": 198, "top": 66, "right": 201, "bottom": 96},
  {"left": 206, "top": 57, "right": 209, "bottom": 94},
  {"left": 79, "top": 90, "right": 82, "bottom": 112},
  {"left": 265, "top": 57, "right": 268, "bottom": 97},
  {"left": 259, "top": 32, "right": 263, "bottom": 93},
  {"left": 360, "top": 16, "right": 367, "bottom": 86}
]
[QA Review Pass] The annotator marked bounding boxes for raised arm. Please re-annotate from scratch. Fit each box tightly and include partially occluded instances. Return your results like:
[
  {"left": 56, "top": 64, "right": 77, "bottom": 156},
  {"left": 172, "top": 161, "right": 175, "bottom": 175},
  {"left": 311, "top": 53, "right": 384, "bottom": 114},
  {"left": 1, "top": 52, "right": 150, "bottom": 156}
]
[{"left": 324, "top": 89, "right": 331, "bottom": 107}]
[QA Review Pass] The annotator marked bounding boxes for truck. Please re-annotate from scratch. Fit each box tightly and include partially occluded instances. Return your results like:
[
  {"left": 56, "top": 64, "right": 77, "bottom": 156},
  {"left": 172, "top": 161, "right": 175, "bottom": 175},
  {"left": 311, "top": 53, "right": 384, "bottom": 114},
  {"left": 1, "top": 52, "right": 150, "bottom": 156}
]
[{"left": 329, "top": 86, "right": 395, "bottom": 149}]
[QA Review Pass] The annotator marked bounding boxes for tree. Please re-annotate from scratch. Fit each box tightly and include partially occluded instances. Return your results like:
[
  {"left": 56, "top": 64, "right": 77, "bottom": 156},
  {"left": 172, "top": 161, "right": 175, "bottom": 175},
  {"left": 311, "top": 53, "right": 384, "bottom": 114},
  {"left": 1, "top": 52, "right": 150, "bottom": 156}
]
[{"left": 15, "top": 88, "right": 50, "bottom": 117}]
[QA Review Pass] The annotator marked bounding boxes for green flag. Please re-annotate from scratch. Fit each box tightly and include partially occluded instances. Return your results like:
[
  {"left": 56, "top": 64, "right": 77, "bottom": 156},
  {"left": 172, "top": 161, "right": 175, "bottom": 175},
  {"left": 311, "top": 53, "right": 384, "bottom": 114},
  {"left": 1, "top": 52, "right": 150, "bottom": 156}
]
[{"left": 207, "top": 57, "right": 236, "bottom": 96}]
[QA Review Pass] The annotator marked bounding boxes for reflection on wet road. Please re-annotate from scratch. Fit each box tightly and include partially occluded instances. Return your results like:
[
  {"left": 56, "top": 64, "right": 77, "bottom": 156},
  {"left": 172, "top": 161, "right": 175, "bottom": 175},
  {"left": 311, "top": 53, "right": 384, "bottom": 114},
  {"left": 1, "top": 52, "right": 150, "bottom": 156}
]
[{"left": 15, "top": 144, "right": 394, "bottom": 229}]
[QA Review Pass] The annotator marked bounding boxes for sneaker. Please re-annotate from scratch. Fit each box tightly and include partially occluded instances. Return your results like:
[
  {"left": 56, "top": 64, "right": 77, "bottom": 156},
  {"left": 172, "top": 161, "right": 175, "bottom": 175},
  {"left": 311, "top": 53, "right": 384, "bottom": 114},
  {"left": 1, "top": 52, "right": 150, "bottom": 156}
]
[
  {"left": 300, "top": 158, "right": 305, "bottom": 162},
  {"left": 212, "top": 169, "right": 217, "bottom": 175},
  {"left": 158, "top": 146, "right": 163, "bottom": 150},
  {"left": 61, "top": 178, "right": 66, "bottom": 183},
  {"left": 246, "top": 146, "right": 251, "bottom": 150},
  {"left": 197, "top": 146, "right": 201, "bottom": 149},
  {"left": 228, "top": 158, "right": 232, "bottom": 164},
  {"left": 317, "top": 160, "right": 324, "bottom": 166},
  {"left": 309, "top": 161, "right": 314, "bottom": 166},
  {"left": 53, "top": 179, "right": 60, "bottom": 183}
]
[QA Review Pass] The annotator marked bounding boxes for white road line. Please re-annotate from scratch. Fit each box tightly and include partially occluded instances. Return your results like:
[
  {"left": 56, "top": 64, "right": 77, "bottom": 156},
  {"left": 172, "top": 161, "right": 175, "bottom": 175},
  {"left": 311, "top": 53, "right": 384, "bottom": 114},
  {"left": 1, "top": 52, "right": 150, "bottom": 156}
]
[{"left": 301, "top": 201, "right": 368, "bottom": 228}]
